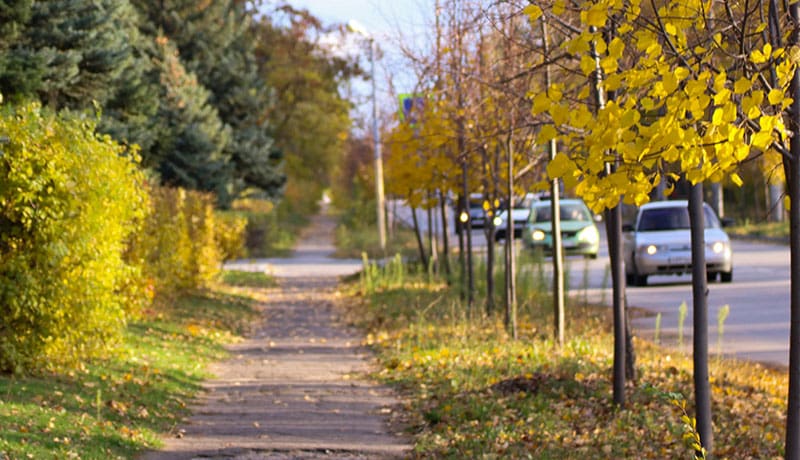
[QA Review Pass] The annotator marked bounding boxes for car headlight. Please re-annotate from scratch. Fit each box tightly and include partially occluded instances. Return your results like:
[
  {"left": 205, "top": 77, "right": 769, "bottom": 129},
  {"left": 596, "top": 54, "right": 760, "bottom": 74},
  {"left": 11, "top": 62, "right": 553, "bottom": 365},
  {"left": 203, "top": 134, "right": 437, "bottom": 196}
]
[
  {"left": 708, "top": 241, "right": 726, "bottom": 254},
  {"left": 532, "top": 229, "right": 546, "bottom": 241},
  {"left": 577, "top": 225, "right": 599, "bottom": 244},
  {"left": 459, "top": 211, "right": 469, "bottom": 223},
  {"left": 639, "top": 244, "right": 663, "bottom": 255},
  {"left": 493, "top": 216, "right": 503, "bottom": 227}
]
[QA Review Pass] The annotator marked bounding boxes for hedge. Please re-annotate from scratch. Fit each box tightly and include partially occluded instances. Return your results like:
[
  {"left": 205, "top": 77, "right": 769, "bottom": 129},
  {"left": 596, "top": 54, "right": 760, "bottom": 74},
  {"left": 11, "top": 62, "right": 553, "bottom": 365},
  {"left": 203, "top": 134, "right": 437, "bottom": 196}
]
[{"left": 0, "top": 104, "right": 148, "bottom": 372}]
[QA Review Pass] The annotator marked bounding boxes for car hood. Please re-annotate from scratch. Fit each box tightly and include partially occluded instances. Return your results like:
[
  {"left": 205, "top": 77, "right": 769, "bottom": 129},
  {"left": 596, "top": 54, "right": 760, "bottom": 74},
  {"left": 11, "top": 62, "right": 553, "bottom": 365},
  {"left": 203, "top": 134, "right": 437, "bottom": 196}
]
[
  {"left": 529, "top": 221, "right": 593, "bottom": 233},
  {"left": 497, "top": 209, "right": 530, "bottom": 221},
  {"left": 631, "top": 228, "right": 729, "bottom": 245}
]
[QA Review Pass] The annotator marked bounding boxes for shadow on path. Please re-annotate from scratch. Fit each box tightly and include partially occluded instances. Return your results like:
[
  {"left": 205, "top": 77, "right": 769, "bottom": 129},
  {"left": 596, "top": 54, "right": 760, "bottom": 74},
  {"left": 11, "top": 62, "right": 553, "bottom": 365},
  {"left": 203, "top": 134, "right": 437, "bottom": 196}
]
[{"left": 139, "top": 209, "right": 410, "bottom": 460}]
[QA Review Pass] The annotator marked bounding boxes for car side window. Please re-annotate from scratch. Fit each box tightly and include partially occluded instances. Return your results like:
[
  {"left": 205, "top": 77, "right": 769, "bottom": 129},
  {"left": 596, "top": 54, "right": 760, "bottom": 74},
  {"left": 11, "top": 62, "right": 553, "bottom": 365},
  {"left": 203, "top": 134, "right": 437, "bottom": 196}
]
[
  {"left": 535, "top": 206, "right": 551, "bottom": 222},
  {"left": 638, "top": 208, "right": 690, "bottom": 231},
  {"left": 703, "top": 205, "right": 721, "bottom": 228}
]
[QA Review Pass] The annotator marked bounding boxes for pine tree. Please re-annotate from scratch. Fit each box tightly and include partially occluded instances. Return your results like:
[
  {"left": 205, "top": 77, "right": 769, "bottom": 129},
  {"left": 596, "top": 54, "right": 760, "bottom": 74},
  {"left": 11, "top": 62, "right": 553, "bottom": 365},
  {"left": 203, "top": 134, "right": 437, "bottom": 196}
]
[
  {"left": 149, "top": 35, "right": 232, "bottom": 200},
  {"left": 131, "top": 0, "right": 285, "bottom": 203},
  {"left": 0, "top": 0, "right": 132, "bottom": 109}
]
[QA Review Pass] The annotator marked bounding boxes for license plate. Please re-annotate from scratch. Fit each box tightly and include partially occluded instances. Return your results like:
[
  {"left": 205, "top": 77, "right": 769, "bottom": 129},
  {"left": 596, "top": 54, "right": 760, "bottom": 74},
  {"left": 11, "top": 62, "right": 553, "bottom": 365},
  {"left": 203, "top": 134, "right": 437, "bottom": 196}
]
[{"left": 670, "top": 256, "right": 691, "bottom": 265}]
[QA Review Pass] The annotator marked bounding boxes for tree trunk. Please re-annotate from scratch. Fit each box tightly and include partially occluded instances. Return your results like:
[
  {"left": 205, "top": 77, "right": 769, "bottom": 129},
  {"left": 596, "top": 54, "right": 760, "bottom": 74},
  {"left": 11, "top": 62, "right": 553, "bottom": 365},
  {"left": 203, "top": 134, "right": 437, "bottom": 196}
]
[
  {"left": 505, "top": 138, "right": 517, "bottom": 338},
  {"left": 689, "top": 183, "right": 712, "bottom": 455},
  {"left": 427, "top": 194, "right": 438, "bottom": 273},
  {"left": 605, "top": 202, "right": 626, "bottom": 407},
  {"left": 486, "top": 224, "right": 496, "bottom": 315},
  {"left": 410, "top": 205, "right": 429, "bottom": 269},
  {"left": 784, "top": 3, "right": 800, "bottom": 456},
  {"left": 542, "top": 18, "right": 565, "bottom": 347},
  {"left": 439, "top": 191, "right": 452, "bottom": 279}
]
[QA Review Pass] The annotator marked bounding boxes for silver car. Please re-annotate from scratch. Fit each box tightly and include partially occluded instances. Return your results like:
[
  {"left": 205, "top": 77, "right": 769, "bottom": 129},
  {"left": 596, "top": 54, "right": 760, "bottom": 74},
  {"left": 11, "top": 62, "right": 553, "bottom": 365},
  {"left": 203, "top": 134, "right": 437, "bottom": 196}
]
[{"left": 623, "top": 200, "right": 733, "bottom": 286}]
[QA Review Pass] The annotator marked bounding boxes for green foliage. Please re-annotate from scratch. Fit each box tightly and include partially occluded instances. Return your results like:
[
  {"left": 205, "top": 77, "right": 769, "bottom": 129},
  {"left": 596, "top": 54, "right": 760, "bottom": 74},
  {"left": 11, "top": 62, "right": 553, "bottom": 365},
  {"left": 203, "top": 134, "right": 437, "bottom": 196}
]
[
  {"left": 678, "top": 301, "right": 688, "bottom": 350},
  {"left": 232, "top": 198, "right": 308, "bottom": 258},
  {"left": 255, "top": 5, "right": 358, "bottom": 210},
  {"left": 127, "top": 185, "right": 238, "bottom": 300},
  {"left": 220, "top": 270, "right": 276, "bottom": 288},
  {"left": 360, "top": 253, "right": 408, "bottom": 295},
  {"left": 214, "top": 212, "right": 248, "bottom": 261},
  {"left": 0, "top": 0, "right": 135, "bottom": 109},
  {"left": 0, "top": 103, "right": 148, "bottom": 372},
  {"left": 0, "top": 282, "right": 259, "bottom": 459},
  {"left": 717, "top": 305, "right": 730, "bottom": 356}
]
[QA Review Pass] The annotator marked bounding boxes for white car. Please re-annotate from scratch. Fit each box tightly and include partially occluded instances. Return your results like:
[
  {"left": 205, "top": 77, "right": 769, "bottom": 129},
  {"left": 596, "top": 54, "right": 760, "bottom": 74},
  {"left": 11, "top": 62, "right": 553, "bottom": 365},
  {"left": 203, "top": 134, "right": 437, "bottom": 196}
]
[
  {"left": 623, "top": 200, "right": 733, "bottom": 287},
  {"left": 493, "top": 193, "right": 539, "bottom": 241}
]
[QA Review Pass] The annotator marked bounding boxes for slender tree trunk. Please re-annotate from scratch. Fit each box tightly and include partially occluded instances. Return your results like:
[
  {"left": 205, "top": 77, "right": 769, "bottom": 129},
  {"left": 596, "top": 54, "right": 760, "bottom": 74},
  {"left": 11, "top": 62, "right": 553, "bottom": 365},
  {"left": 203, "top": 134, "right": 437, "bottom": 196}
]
[
  {"left": 457, "top": 193, "right": 466, "bottom": 301},
  {"left": 505, "top": 136, "right": 517, "bottom": 338},
  {"left": 439, "top": 190, "right": 452, "bottom": 279},
  {"left": 486, "top": 224, "right": 496, "bottom": 315},
  {"left": 427, "top": 194, "right": 438, "bottom": 273},
  {"left": 784, "top": 3, "right": 800, "bottom": 457},
  {"left": 591, "top": 24, "right": 627, "bottom": 407},
  {"left": 411, "top": 205, "right": 429, "bottom": 269},
  {"left": 689, "top": 183, "right": 712, "bottom": 455},
  {"left": 462, "top": 161, "right": 474, "bottom": 312},
  {"left": 542, "top": 18, "right": 565, "bottom": 347}
]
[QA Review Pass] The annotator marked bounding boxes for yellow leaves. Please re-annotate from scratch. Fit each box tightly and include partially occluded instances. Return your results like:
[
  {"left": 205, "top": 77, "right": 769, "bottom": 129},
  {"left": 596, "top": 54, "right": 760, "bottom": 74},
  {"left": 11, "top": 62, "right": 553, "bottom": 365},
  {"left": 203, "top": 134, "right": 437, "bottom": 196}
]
[
  {"left": 581, "top": 5, "right": 608, "bottom": 27},
  {"left": 750, "top": 43, "right": 773, "bottom": 64},
  {"left": 523, "top": 4, "right": 543, "bottom": 21},
  {"left": 607, "top": 37, "right": 625, "bottom": 59},
  {"left": 536, "top": 125, "right": 558, "bottom": 144},
  {"left": 768, "top": 89, "right": 784, "bottom": 105},
  {"left": 546, "top": 153, "right": 577, "bottom": 180},
  {"left": 531, "top": 92, "right": 550, "bottom": 115},
  {"left": 733, "top": 77, "right": 752, "bottom": 94},
  {"left": 580, "top": 54, "right": 597, "bottom": 76}
]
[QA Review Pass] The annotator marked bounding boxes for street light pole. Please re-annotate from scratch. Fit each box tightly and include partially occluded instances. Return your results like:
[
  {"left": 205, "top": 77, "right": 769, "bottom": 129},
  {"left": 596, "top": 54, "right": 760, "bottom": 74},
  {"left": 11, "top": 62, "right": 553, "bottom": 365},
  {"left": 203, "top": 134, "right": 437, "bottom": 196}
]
[{"left": 369, "top": 38, "right": 387, "bottom": 253}]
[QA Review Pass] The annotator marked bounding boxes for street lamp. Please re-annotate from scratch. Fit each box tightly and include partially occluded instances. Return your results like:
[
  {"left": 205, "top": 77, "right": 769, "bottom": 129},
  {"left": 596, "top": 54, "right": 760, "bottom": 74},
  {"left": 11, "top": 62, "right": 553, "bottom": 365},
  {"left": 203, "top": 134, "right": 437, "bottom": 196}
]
[{"left": 348, "top": 20, "right": 387, "bottom": 253}]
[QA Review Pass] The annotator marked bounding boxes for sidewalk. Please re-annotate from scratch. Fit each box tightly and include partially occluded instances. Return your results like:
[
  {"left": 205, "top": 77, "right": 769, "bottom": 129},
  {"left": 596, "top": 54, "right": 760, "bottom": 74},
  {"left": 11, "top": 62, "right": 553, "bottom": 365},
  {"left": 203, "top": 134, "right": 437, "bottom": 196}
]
[{"left": 139, "top": 209, "right": 411, "bottom": 460}]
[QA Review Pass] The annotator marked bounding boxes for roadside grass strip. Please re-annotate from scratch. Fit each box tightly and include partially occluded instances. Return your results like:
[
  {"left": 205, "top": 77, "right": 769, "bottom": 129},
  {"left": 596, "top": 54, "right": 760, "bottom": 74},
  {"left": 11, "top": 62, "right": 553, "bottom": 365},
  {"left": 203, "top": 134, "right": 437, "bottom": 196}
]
[
  {"left": 343, "top": 272, "right": 787, "bottom": 459},
  {"left": 0, "top": 277, "right": 263, "bottom": 460}
]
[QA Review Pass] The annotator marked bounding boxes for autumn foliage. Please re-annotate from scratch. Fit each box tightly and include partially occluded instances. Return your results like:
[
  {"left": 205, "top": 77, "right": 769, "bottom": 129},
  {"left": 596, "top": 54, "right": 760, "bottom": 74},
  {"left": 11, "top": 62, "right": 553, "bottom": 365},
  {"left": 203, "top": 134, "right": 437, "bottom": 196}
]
[{"left": 0, "top": 104, "right": 247, "bottom": 373}]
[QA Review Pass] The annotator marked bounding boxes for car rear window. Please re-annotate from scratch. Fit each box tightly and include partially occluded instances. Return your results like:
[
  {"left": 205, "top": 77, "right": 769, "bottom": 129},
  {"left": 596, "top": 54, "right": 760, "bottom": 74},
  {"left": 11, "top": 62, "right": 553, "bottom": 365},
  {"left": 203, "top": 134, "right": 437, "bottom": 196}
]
[
  {"left": 637, "top": 205, "right": 721, "bottom": 231},
  {"left": 531, "top": 202, "right": 590, "bottom": 222}
]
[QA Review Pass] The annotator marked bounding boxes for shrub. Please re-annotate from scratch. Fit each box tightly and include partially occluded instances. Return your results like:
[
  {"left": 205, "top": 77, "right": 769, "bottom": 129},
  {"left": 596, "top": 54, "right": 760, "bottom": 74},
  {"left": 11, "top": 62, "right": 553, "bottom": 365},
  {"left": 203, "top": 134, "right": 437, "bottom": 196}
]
[
  {"left": 0, "top": 104, "right": 148, "bottom": 372},
  {"left": 127, "top": 185, "right": 244, "bottom": 300}
]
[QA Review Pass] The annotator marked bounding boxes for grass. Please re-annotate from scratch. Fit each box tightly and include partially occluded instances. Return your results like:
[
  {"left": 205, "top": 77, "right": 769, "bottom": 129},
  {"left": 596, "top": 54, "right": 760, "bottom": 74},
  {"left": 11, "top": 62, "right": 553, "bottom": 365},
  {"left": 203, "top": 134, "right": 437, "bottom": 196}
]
[
  {"left": 728, "top": 220, "right": 789, "bottom": 241},
  {"left": 220, "top": 269, "right": 277, "bottom": 288},
  {"left": 341, "top": 259, "right": 788, "bottom": 459},
  {"left": 334, "top": 221, "right": 420, "bottom": 260},
  {"left": 0, "top": 273, "right": 266, "bottom": 460}
]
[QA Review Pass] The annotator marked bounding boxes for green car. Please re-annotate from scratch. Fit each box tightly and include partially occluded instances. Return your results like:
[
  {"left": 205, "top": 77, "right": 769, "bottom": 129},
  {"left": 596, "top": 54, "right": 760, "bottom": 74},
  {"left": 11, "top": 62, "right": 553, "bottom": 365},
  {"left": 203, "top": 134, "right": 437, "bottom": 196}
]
[{"left": 522, "top": 199, "right": 600, "bottom": 259}]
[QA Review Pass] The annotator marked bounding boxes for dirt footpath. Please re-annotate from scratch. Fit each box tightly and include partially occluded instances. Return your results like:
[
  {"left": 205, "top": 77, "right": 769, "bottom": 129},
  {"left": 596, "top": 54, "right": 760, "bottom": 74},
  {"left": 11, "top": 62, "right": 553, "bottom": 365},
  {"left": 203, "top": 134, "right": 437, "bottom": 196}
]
[{"left": 140, "top": 209, "right": 411, "bottom": 460}]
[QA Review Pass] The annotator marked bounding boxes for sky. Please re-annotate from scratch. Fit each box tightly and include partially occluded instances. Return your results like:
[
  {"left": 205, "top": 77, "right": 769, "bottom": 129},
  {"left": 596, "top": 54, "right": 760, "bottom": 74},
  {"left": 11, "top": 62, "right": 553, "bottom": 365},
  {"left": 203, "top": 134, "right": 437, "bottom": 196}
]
[{"left": 282, "top": 0, "right": 434, "bottom": 121}]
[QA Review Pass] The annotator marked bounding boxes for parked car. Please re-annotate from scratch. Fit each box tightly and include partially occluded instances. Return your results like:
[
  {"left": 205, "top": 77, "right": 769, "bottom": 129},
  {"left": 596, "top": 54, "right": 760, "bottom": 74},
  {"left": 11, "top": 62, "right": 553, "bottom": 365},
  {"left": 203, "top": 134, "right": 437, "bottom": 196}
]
[
  {"left": 493, "top": 193, "right": 539, "bottom": 241},
  {"left": 455, "top": 193, "right": 487, "bottom": 234},
  {"left": 521, "top": 198, "right": 600, "bottom": 258},
  {"left": 623, "top": 200, "right": 733, "bottom": 287}
]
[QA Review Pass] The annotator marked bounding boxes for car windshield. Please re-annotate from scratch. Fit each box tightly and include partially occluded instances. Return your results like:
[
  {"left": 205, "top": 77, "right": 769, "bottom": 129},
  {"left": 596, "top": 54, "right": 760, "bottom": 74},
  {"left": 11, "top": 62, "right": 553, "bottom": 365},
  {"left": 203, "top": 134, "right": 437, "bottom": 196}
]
[
  {"left": 637, "top": 205, "right": 721, "bottom": 231},
  {"left": 531, "top": 202, "right": 590, "bottom": 222}
]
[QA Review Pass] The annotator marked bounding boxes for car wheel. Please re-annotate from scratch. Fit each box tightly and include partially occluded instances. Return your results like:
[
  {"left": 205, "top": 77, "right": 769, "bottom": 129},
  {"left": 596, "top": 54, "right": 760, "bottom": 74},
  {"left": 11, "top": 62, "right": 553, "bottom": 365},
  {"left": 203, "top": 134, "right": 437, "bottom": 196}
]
[
  {"left": 630, "top": 259, "right": 647, "bottom": 286},
  {"left": 720, "top": 270, "right": 733, "bottom": 283},
  {"left": 625, "top": 273, "right": 635, "bottom": 286},
  {"left": 586, "top": 253, "right": 598, "bottom": 260},
  {"left": 706, "top": 271, "right": 718, "bottom": 283}
]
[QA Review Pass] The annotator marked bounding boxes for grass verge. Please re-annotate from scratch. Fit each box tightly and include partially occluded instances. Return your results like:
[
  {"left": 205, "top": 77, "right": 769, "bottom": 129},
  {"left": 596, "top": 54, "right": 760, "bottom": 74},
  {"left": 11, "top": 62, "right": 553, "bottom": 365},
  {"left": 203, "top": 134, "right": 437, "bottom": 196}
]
[
  {"left": 341, "top": 261, "right": 787, "bottom": 459},
  {"left": 728, "top": 220, "right": 789, "bottom": 242},
  {"left": 0, "top": 275, "right": 267, "bottom": 460}
]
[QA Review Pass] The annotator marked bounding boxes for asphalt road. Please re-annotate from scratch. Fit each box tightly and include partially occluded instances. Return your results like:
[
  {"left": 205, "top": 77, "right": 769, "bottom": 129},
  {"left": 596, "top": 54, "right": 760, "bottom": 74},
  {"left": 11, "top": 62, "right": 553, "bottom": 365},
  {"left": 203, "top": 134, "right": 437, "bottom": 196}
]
[
  {"left": 459, "top": 226, "right": 791, "bottom": 368},
  {"left": 391, "top": 201, "right": 792, "bottom": 368}
]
